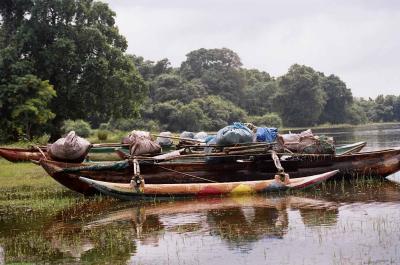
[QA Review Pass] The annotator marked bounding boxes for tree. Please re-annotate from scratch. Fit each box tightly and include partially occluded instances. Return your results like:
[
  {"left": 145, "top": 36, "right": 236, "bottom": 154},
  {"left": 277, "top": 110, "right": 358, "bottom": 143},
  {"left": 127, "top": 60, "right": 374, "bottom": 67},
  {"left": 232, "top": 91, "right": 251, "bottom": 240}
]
[
  {"left": 346, "top": 100, "right": 368, "bottom": 124},
  {"left": 180, "top": 48, "right": 245, "bottom": 105},
  {"left": 373, "top": 95, "right": 396, "bottom": 122},
  {"left": 241, "top": 78, "right": 278, "bottom": 116},
  {"left": 319, "top": 74, "right": 353, "bottom": 124},
  {"left": 149, "top": 74, "right": 207, "bottom": 104},
  {"left": 0, "top": 0, "right": 147, "bottom": 139},
  {"left": 180, "top": 48, "right": 242, "bottom": 80},
  {"left": 193, "top": 96, "right": 247, "bottom": 130},
  {"left": 272, "top": 64, "right": 326, "bottom": 127},
  {"left": 0, "top": 74, "right": 56, "bottom": 140},
  {"left": 394, "top": 96, "right": 400, "bottom": 121},
  {"left": 130, "top": 55, "right": 172, "bottom": 81}
]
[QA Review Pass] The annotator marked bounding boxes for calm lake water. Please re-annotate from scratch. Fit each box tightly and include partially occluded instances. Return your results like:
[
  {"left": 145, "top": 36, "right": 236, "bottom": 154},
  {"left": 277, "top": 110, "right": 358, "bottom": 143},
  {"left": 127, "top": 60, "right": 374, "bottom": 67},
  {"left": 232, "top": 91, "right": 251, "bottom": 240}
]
[{"left": 1, "top": 123, "right": 400, "bottom": 265}]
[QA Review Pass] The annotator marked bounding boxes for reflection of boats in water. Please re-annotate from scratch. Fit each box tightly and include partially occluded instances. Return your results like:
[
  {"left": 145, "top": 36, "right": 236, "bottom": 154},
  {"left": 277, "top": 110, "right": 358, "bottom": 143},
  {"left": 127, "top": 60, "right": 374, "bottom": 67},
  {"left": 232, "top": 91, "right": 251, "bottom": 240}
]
[{"left": 43, "top": 195, "right": 339, "bottom": 259}]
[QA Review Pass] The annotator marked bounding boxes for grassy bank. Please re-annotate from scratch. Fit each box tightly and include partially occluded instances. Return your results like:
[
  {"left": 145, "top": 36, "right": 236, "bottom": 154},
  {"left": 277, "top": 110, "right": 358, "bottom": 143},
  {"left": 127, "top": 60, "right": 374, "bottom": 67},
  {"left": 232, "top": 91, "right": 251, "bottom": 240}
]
[{"left": 0, "top": 159, "right": 84, "bottom": 212}]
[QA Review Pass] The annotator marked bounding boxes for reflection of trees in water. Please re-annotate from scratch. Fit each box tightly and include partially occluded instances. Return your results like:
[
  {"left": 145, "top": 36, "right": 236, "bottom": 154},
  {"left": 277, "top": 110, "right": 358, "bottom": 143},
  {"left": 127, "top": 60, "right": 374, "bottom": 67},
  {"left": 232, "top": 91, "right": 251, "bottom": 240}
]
[
  {"left": 45, "top": 222, "right": 137, "bottom": 265},
  {"left": 206, "top": 207, "right": 288, "bottom": 248},
  {"left": 299, "top": 208, "right": 339, "bottom": 227},
  {"left": 3, "top": 195, "right": 343, "bottom": 263}
]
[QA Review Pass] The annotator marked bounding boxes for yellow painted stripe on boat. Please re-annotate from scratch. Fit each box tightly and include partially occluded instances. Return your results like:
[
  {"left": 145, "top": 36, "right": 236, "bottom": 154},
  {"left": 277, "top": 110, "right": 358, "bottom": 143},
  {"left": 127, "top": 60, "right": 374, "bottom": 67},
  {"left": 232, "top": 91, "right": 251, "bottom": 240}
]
[{"left": 230, "top": 184, "right": 254, "bottom": 194}]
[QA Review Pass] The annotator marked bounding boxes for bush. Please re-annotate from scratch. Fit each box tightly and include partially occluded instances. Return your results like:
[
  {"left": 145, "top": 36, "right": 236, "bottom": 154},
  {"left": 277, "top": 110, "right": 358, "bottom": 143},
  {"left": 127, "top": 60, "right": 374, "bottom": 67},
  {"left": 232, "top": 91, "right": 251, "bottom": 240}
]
[
  {"left": 97, "top": 130, "right": 109, "bottom": 141},
  {"left": 32, "top": 134, "right": 51, "bottom": 145},
  {"left": 99, "top": 123, "right": 109, "bottom": 130},
  {"left": 109, "top": 118, "right": 135, "bottom": 131},
  {"left": 109, "top": 118, "right": 160, "bottom": 132},
  {"left": 249, "top": 113, "right": 283, "bottom": 128},
  {"left": 61, "top": 119, "right": 92, "bottom": 138}
]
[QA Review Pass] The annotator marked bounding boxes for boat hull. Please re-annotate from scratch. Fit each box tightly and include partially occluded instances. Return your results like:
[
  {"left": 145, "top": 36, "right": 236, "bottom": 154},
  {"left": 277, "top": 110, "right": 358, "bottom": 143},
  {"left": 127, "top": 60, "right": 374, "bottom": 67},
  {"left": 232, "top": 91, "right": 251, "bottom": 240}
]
[
  {"left": 0, "top": 146, "right": 129, "bottom": 163},
  {"left": 335, "top": 141, "right": 366, "bottom": 156},
  {"left": 79, "top": 170, "right": 339, "bottom": 200},
  {"left": 39, "top": 148, "right": 400, "bottom": 195},
  {"left": 0, "top": 147, "right": 47, "bottom": 162}
]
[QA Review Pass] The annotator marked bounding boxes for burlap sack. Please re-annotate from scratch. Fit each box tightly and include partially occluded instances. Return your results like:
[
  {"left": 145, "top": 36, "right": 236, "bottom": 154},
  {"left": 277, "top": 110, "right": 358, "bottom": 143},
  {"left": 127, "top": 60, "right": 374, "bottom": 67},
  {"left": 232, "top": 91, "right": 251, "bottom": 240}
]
[
  {"left": 129, "top": 135, "right": 161, "bottom": 156},
  {"left": 122, "top": 130, "right": 151, "bottom": 144},
  {"left": 48, "top": 131, "right": 92, "bottom": 162}
]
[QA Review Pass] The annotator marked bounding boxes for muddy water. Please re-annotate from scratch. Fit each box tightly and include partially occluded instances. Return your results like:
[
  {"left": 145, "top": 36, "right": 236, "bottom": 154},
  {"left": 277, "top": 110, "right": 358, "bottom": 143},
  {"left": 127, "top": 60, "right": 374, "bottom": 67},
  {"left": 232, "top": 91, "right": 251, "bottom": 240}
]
[{"left": 1, "top": 123, "right": 400, "bottom": 265}]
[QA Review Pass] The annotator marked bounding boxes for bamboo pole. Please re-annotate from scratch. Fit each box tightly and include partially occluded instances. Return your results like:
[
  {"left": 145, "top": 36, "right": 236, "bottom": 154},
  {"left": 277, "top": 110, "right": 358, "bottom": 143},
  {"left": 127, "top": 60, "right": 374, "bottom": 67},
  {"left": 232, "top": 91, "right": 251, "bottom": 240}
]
[{"left": 151, "top": 134, "right": 204, "bottom": 143}]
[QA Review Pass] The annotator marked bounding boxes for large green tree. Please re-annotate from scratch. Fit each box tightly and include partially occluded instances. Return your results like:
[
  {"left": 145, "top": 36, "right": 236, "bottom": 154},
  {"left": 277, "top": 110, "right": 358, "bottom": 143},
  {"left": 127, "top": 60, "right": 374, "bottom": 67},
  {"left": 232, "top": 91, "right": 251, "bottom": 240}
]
[
  {"left": 319, "top": 74, "right": 353, "bottom": 124},
  {"left": 273, "top": 64, "right": 326, "bottom": 127},
  {"left": 180, "top": 48, "right": 245, "bottom": 105},
  {"left": 240, "top": 69, "right": 277, "bottom": 116},
  {"left": 0, "top": 0, "right": 146, "bottom": 139}
]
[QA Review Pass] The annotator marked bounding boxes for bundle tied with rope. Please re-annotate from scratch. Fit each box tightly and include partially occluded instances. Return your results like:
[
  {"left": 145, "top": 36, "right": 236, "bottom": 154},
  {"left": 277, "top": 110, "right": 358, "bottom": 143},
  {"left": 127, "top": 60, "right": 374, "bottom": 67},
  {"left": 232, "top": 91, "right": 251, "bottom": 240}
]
[
  {"left": 278, "top": 129, "right": 335, "bottom": 155},
  {"left": 48, "top": 131, "right": 92, "bottom": 163}
]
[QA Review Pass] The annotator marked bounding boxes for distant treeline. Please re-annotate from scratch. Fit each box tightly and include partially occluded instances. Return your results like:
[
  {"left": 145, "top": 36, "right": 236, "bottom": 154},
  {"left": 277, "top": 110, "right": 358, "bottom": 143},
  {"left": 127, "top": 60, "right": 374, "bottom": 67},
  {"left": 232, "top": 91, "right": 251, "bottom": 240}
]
[{"left": 0, "top": 0, "right": 399, "bottom": 142}]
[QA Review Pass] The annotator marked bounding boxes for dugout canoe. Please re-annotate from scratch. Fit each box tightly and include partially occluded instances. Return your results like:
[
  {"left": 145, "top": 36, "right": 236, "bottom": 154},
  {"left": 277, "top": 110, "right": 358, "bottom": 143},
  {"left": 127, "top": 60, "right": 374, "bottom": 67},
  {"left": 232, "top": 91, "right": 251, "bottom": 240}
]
[
  {"left": 38, "top": 148, "right": 400, "bottom": 195},
  {"left": 335, "top": 141, "right": 366, "bottom": 156},
  {"left": 0, "top": 146, "right": 47, "bottom": 162},
  {"left": 0, "top": 145, "right": 129, "bottom": 162},
  {"left": 79, "top": 170, "right": 339, "bottom": 200},
  {"left": 1, "top": 141, "right": 366, "bottom": 163}
]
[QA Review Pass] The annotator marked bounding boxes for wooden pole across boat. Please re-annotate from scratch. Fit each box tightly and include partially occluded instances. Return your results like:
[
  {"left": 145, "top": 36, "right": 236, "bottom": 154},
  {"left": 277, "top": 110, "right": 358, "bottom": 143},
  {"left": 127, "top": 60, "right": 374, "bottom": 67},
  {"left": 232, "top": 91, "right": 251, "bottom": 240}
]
[{"left": 151, "top": 134, "right": 204, "bottom": 143}]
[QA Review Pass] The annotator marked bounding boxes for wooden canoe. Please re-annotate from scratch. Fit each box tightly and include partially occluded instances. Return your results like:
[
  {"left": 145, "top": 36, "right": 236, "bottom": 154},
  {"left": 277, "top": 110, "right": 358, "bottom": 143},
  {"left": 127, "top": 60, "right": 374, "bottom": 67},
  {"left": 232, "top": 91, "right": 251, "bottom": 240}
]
[
  {"left": 0, "top": 147, "right": 48, "bottom": 162},
  {"left": 38, "top": 148, "right": 400, "bottom": 195},
  {"left": 1, "top": 141, "right": 365, "bottom": 162},
  {"left": 335, "top": 141, "right": 366, "bottom": 156},
  {"left": 79, "top": 170, "right": 339, "bottom": 200},
  {"left": 0, "top": 146, "right": 130, "bottom": 162}
]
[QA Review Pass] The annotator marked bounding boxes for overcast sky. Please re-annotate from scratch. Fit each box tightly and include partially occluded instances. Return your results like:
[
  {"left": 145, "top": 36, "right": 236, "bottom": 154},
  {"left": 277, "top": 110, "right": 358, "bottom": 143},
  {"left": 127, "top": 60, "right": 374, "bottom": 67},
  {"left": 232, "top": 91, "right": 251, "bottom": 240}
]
[{"left": 104, "top": 0, "right": 400, "bottom": 98}]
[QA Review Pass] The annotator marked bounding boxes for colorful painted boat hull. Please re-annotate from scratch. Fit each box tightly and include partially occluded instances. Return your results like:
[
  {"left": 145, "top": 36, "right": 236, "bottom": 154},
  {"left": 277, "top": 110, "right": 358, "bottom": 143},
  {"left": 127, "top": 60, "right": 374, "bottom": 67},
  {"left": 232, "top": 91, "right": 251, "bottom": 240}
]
[{"left": 79, "top": 170, "right": 339, "bottom": 200}]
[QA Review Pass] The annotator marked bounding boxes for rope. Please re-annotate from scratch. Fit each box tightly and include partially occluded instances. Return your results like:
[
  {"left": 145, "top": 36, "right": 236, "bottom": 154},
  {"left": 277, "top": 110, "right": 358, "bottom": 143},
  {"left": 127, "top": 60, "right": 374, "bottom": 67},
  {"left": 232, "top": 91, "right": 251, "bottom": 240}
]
[
  {"left": 140, "top": 160, "right": 218, "bottom": 183},
  {"left": 34, "top": 146, "right": 47, "bottom": 159}
]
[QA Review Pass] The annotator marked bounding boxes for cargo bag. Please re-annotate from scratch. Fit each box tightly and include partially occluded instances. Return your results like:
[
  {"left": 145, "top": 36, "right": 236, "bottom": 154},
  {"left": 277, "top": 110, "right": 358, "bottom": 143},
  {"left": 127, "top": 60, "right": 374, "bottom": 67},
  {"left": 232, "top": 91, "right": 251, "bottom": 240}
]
[{"left": 48, "top": 131, "right": 92, "bottom": 162}]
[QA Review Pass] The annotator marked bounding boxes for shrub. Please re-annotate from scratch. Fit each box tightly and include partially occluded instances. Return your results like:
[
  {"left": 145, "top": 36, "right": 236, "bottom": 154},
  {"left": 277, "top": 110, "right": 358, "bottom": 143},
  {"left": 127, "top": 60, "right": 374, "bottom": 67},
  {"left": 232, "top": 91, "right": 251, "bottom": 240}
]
[
  {"left": 32, "top": 134, "right": 51, "bottom": 145},
  {"left": 99, "top": 123, "right": 109, "bottom": 130},
  {"left": 109, "top": 118, "right": 135, "bottom": 131},
  {"left": 249, "top": 113, "right": 283, "bottom": 128},
  {"left": 97, "top": 130, "right": 108, "bottom": 141},
  {"left": 61, "top": 119, "right": 92, "bottom": 138},
  {"left": 109, "top": 118, "right": 160, "bottom": 132}
]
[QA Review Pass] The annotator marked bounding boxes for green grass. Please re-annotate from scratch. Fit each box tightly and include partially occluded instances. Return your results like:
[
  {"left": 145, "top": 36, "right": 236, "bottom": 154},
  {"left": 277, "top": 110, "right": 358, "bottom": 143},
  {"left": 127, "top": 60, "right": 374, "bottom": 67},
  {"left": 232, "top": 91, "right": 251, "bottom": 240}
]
[{"left": 0, "top": 159, "right": 84, "bottom": 212}]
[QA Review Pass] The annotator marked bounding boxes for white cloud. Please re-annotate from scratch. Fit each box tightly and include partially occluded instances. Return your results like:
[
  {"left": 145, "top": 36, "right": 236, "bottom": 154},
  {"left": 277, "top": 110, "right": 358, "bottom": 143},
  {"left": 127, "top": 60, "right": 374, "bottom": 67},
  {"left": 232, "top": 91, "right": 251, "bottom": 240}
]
[{"left": 104, "top": 0, "right": 400, "bottom": 97}]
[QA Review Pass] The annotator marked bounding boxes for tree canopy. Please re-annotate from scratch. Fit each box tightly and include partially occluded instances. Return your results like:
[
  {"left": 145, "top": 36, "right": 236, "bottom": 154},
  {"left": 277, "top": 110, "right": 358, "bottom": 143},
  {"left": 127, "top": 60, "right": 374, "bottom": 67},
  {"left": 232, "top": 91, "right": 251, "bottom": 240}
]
[{"left": 0, "top": 0, "right": 146, "bottom": 140}]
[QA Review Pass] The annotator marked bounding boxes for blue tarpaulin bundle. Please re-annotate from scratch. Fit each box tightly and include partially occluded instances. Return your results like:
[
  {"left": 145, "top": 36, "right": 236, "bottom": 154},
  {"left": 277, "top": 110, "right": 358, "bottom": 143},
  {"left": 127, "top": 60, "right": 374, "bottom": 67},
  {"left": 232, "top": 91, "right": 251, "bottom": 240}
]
[
  {"left": 215, "top": 122, "right": 254, "bottom": 146},
  {"left": 256, "top": 127, "right": 278, "bottom": 143}
]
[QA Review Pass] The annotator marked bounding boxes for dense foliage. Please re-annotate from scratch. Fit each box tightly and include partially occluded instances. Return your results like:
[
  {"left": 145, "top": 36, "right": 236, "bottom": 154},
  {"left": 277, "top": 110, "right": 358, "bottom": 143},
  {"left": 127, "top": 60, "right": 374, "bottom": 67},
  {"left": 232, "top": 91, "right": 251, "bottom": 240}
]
[
  {"left": 1, "top": 0, "right": 399, "bottom": 142},
  {"left": 0, "top": 0, "right": 146, "bottom": 141}
]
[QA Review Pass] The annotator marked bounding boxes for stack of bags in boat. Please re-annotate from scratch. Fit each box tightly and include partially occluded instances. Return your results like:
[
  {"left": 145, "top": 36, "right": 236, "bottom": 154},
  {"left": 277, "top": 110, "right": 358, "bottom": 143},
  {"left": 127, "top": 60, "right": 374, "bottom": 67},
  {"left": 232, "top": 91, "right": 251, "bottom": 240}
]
[
  {"left": 277, "top": 129, "right": 335, "bottom": 154},
  {"left": 122, "top": 130, "right": 161, "bottom": 156},
  {"left": 48, "top": 131, "right": 92, "bottom": 162}
]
